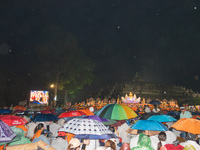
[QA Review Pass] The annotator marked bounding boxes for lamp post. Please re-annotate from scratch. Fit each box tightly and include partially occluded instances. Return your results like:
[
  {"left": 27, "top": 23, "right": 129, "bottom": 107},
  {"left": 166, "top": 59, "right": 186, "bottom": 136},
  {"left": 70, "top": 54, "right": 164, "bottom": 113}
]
[{"left": 50, "top": 84, "right": 57, "bottom": 107}]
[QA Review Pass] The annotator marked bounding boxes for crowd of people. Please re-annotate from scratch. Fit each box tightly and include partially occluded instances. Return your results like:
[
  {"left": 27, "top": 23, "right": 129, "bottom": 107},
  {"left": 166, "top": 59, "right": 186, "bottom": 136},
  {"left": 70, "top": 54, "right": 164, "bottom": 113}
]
[{"left": 0, "top": 104, "right": 200, "bottom": 150}]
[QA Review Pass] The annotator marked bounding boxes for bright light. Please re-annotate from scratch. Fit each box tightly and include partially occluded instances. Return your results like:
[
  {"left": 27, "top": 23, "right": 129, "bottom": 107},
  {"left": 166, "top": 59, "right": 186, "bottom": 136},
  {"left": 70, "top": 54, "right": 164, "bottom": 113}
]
[{"left": 50, "top": 84, "right": 54, "bottom": 88}]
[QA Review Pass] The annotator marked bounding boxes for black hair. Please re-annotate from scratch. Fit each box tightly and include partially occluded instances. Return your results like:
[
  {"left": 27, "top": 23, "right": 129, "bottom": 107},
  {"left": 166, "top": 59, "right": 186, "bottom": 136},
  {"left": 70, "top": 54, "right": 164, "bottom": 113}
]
[
  {"left": 157, "top": 132, "right": 166, "bottom": 150},
  {"left": 34, "top": 123, "right": 44, "bottom": 134}
]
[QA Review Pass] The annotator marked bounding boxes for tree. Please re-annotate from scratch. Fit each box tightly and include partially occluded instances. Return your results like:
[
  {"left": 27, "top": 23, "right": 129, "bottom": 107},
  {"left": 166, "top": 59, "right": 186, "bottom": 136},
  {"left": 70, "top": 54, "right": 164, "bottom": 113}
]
[{"left": 33, "top": 25, "right": 95, "bottom": 105}]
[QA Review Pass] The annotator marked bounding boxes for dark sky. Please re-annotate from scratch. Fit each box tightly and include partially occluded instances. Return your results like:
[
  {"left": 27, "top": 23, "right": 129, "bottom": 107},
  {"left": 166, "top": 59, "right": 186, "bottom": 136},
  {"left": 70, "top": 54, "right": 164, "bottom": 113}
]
[{"left": 1, "top": 0, "right": 200, "bottom": 92}]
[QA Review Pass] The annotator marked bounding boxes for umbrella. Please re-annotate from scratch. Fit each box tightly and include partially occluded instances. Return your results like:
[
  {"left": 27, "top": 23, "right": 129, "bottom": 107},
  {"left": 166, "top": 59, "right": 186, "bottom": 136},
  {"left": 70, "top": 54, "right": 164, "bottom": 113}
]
[
  {"left": 0, "top": 120, "right": 16, "bottom": 142},
  {"left": 102, "top": 119, "right": 117, "bottom": 126},
  {"left": 13, "top": 106, "right": 26, "bottom": 111},
  {"left": 40, "top": 110, "right": 56, "bottom": 115},
  {"left": 96, "top": 104, "right": 137, "bottom": 120},
  {"left": 147, "top": 115, "right": 177, "bottom": 122},
  {"left": 0, "top": 115, "right": 28, "bottom": 126},
  {"left": 32, "top": 114, "right": 58, "bottom": 122},
  {"left": 83, "top": 115, "right": 109, "bottom": 122},
  {"left": 59, "top": 118, "right": 117, "bottom": 139},
  {"left": 77, "top": 109, "right": 94, "bottom": 116},
  {"left": 171, "top": 118, "right": 200, "bottom": 134},
  {"left": 149, "top": 100, "right": 161, "bottom": 105},
  {"left": 130, "top": 120, "right": 168, "bottom": 131},
  {"left": 58, "top": 110, "right": 86, "bottom": 118},
  {"left": 166, "top": 111, "right": 180, "bottom": 120},
  {"left": 110, "top": 120, "right": 126, "bottom": 127},
  {"left": 0, "top": 109, "right": 12, "bottom": 114},
  {"left": 139, "top": 112, "right": 160, "bottom": 120}
]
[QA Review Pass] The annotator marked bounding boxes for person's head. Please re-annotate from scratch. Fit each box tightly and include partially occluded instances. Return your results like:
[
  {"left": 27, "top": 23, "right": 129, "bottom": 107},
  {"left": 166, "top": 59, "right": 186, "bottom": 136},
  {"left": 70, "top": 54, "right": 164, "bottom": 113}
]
[
  {"left": 109, "top": 126, "right": 115, "bottom": 133},
  {"left": 67, "top": 138, "right": 81, "bottom": 150},
  {"left": 105, "top": 140, "right": 116, "bottom": 150},
  {"left": 34, "top": 123, "right": 44, "bottom": 133},
  {"left": 186, "top": 132, "right": 197, "bottom": 141},
  {"left": 157, "top": 132, "right": 166, "bottom": 150},
  {"left": 137, "top": 133, "right": 152, "bottom": 147},
  {"left": 41, "top": 129, "right": 52, "bottom": 138},
  {"left": 137, "top": 130, "right": 145, "bottom": 134},
  {"left": 180, "top": 107, "right": 186, "bottom": 112}
]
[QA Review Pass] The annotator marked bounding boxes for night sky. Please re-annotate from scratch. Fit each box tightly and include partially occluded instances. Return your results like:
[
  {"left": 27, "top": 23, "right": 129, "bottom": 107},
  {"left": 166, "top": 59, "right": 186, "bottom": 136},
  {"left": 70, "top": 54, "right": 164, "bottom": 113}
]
[{"left": 1, "top": 0, "right": 200, "bottom": 94}]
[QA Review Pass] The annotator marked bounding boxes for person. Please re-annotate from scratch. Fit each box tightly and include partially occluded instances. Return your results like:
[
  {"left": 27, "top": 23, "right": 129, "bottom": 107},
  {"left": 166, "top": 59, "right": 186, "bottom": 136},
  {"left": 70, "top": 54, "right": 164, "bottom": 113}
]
[
  {"left": 180, "top": 107, "right": 192, "bottom": 140},
  {"left": 156, "top": 132, "right": 167, "bottom": 150},
  {"left": 131, "top": 133, "right": 154, "bottom": 150},
  {"left": 144, "top": 105, "right": 151, "bottom": 113},
  {"left": 32, "top": 129, "right": 51, "bottom": 145},
  {"left": 153, "top": 105, "right": 160, "bottom": 113},
  {"left": 51, "top": 131, "right": 68, "bottom": 150},
  {"left": 49, "top": 120, "right": 61, "bottom": 137},
  {"left": 163, "top": 124, "right": 177, "bottom": 144},
  {"left": 96, "top": 140, "right": 116, "bottom": 150},
  {"left": 130, "top": 130, "right": 145, "bottom": 149},
  {"left": 67, "top": 138, "right": 81, "bottom": 150},
  {"left": 32, "top": 123, "right": 45, "bottom": 140},
  {"left": 180, "top": 132, "right": 200, "bottom": 150},
  {"left": 180, "top": 107, "right": 192, "bottom": 119},
  {"left": 26, "top": 122, "right": 37, "bottom": 140}
]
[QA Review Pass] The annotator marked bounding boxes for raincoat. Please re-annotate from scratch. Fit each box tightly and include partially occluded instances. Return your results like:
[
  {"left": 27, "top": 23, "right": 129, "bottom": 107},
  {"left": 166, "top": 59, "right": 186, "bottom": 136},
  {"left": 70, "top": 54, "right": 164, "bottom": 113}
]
[
  {"left": 131, "top": 133, "right": 154, "bottom": 150},
  {"left": 8, "top": 127, "right": 31, "bottom": 146}
]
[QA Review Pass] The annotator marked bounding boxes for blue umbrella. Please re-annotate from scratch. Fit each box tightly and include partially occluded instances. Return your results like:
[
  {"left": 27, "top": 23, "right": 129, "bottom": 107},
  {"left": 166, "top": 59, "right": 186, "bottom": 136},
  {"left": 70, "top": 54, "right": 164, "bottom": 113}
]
[
  {"left": 131, "top": 120, "right": 168, "bottom": 131},
  {"left": 32, "top": 114, "right": 58, "bottom": 122},
  {"left": 0, "top": 109, "right": 11, "bottom": 114},
  {"left": 147, "top": 115, "right": 177, "bottom": 122}
]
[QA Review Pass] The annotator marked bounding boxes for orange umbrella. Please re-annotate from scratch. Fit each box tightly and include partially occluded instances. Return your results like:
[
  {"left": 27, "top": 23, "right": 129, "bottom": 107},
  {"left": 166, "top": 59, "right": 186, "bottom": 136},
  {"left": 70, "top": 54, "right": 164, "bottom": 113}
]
[
  {"left": 77, "top": 109, "right": 94, "bottom": 116},
  {"left": 13, "top": 106, "right": 26, "bottom": 111},
  {"left": 171, "top": 118, "right": 200, "bottom": 134}
]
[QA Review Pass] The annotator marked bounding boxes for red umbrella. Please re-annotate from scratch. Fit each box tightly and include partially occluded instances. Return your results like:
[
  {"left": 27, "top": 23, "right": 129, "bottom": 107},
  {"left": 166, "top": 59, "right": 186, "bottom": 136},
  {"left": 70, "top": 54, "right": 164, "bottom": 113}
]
[
  {"left": 40, "top": 110, "right": 56, "bottom": 115},
  {"left": 0, "top": 115, "right": 28, "bottom": 126},
  {"left": 58, "top": 111, "right": 86, "bottom": 118}
]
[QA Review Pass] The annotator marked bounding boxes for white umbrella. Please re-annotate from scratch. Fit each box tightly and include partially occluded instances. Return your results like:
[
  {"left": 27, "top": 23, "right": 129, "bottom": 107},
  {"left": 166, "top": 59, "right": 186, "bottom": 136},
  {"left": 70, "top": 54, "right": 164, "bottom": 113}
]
[{"left": 59, "top": 118, "right": 117, "bottom": 139}]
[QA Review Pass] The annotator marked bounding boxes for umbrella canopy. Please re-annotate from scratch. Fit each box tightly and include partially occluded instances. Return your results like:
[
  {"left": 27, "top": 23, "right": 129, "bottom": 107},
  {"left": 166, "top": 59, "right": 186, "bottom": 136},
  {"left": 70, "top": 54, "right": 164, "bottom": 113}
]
[
  {"left": 13, "top": 106, "right": 26, "bottom": 111},
  {"left": 130, "top": 120, "right": 168, "bottom": 131},
  {"left": 58, "top": 111, "right": 86, "bottom": 118},
  {"left": 40, "top": 110, "right": 56, "bottom": 115},
  {"left": 59, "top": 118, "right": 117, "bottom": 139},
  {"left": 83, "top": 115, "right": 109, "bottom": 122},
  {"left": 166, "top": 111, "right": 180, "bottom": 120},
  {"left": 0, "top": 109, "right": 12, "bottom": 114},
  {"left": 96, "top": 104, "right": 137, "bottom": 120},
  {"left": 171, "top": 118, "right": 200, "bottom": 134},
  {"left": 77, "top": 109, "right": 94, "bottom": 116},
  {"left": 102, "top": 119, "right": 117, "bottom": 126},
  {"left": 0, "top": 120, "right": 16, "bottom": 142},
  {"left": 149, "top": 100, "right": 161, "bottom": 105},
  {"left": 32, "top": 114, "right": 58, "bottom": 122},
  {"left": 147, "top": 115, "right": 177, "bottom": 122},
  {"left": 0, "top": 115, "right": 28, "bottom": 126},
  {"left": 140, "top": 112, "right": 160, "bottom": 120}
]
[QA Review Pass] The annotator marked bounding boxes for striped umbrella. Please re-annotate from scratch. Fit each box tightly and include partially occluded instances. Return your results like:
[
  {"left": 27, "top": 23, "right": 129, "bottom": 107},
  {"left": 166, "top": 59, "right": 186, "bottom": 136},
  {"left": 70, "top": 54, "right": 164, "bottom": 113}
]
[{"left": 96, "top": 104, "right": 137, "bottom": 120}]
